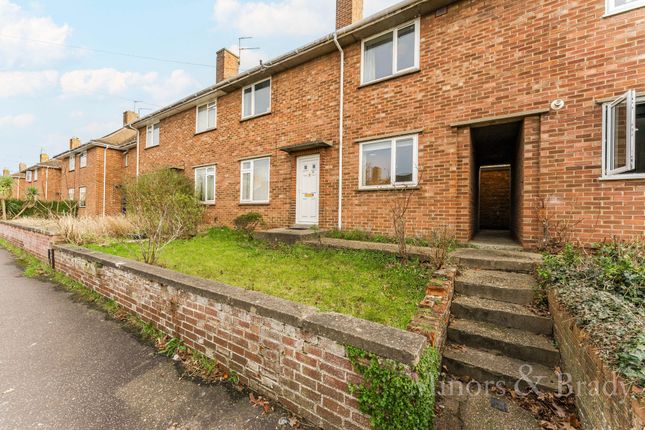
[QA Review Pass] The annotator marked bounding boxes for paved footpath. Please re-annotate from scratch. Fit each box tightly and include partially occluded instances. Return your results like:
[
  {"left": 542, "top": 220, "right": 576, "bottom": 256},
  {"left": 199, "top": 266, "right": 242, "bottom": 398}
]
[{"left": 0, "top": 248, "right": 284, "bottom": 430}]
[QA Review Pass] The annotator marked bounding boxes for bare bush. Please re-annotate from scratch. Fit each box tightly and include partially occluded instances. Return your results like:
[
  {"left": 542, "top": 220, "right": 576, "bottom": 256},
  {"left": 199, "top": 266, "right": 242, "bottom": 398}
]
[
  {"left": 123, "top": 169, "right": 203, "bottom": 264},
  {"left": 57, "top": 215, "right": 135, "bottom": 245},
  {"left": 391, "top": 186, "right": 416, "bottom": 259},
  {"left": 428, "top": 227, "right": 456, "bottom": 270},
  {"left": 536, "top": 195, "right": 589, "bottom": 252}
]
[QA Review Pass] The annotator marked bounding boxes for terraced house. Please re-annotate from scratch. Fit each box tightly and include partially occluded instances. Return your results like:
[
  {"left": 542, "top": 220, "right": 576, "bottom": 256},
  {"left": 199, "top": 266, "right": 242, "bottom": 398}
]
[
  {"left": 128, "top": 0, "right": 644, "bottom": 249},
  {"left": 20, "top": 155, "right": 63, "bottom": 201}
]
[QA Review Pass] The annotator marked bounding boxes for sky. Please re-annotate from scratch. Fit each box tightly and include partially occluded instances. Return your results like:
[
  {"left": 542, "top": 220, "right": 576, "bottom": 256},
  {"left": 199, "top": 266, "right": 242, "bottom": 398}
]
[{"left": 0, "top": 0, "right": 400, "bottom": 172}]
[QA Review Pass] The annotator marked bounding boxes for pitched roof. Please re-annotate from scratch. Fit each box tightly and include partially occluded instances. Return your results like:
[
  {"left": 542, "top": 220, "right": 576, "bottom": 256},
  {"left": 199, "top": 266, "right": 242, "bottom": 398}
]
[
  {"left": 97, "top": 126, "right": 137, "bottom": 147},
  {"left": 24, "top": 159, "right": 63, "bottom": 171}
]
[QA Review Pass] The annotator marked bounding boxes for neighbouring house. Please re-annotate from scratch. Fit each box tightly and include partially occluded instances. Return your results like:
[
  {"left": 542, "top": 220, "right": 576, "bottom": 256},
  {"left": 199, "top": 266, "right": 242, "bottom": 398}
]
[
  {"left": 127, "top": 0, "right": 644, "bottom": 249},
  {"left": 3, "top": 167, "right": 24, "bottom": 200},
  {"left": 54, "top": 111, "right": 139, "bottom": 216},
  {"left": 9, "top": 163, "right": 28, "bottom": 199},
  {"left": 21, "top": 154, "right": 63, "bottom": 201}
]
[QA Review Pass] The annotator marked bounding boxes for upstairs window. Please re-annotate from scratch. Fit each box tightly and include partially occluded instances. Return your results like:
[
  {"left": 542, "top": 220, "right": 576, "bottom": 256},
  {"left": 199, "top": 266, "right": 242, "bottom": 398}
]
[
  {"left": 146, "top": 123, "right": 160, "bottom": 148},
  {"left": 240, "top": 157, "right": 270, "bottom": 203},
  {"left": 362, "top": 19, "right": 419, "bottom": 85},
  {"left": 359, "top": 134, "right": 419, "bottom": 189},
  {"left": 196, "top": 101, "right": 217, "bottom": 132},
  {"left": 124, "top": 151, "right": 129, "bottom": 167},
  {"left": 33, "top": 169, "right": 38, "bottom": 181},
  {"left": 78, "top": 187, "right": 87, "bottom": 208},
  {"left": 26, "top": 170, "right": 32, "bottom": 182},
  {"left": 195, "top": 165, "right": 216, "bottom": 204},
  {"left": 242, "top": 79, "right": 271, "bottom": 119},
  {"left": 605, "top": 0, "right": 645, "bottom": 15},
  {"left": 602, "top": 90, "right": 645, "bottom": 178},
  {"left": 69, "top": 155, "right": 75, "bottom": 171},
  {"left": 79, "top": 151, "right": 87, "bottom": 168}
]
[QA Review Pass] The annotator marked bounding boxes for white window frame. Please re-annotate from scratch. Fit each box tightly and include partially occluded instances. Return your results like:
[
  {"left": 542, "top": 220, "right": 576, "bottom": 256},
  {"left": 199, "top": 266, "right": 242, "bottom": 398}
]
[
  {"left": 602, "top": 89, "right": 643, "bottom": 179},
  {"left": 241, "top": 78, "right": 272, "bottom": 120},
  {"left": 240, "top": 157, "right": 271, "bottom": 204},
  {"left": 68, "top": 188, "right": 75, "bottom": 200},
  {"left": 79, "top": 151, "right": 87, "bottom": 168},
  {"left": 195, "top": 101, "right": 217, "bottom": 133},
  {"left": 33, "top": 169, "right": 38, "bottom": 181},
  {"left": 78, "top": 187, "right": 87, "bottom": 208},
  {"left": 194, "top": 165, "right": 216, "bottom": 205},
  {"left": 124, "top": 151, "right": 129, "bottom": 167},
  {"left": 146, "top": 122, "right": 160, "bottom": 148},
  {"left": 605, "top": 0, "right": 645, "bottom": 16},
  {"left": 26, "top": 170, "right": 32, "bottom": 182},
  {"left": 69, "top": 155, "right": 75, "bottom": 172},
  {"left": 358, "top": 134, "right": 419, "bottom": 190},
  {"left": 360, "top": 18, "right": 420, "bottom": 86}
]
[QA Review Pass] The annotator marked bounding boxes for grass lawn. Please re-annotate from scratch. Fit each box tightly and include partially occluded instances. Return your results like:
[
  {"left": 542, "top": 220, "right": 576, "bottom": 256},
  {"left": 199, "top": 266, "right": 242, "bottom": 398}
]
[{"left": 87, "top": 228, "right": 429, "bottom": 329}]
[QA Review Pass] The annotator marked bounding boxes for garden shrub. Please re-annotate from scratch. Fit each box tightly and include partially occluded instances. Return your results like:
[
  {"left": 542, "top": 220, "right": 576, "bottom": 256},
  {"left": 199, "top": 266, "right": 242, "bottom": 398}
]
[
  {"left": 233, "top": 212, "right": 263, "bottom": 234},
  {"left": 6, "top": 199, "right": 77, "bottom": 218},
  {"left": 347, "top": 346, "right": 440, "bottom": 430},
  {"left": 537, "top": 241, "right": 644, "bottom": 387}
]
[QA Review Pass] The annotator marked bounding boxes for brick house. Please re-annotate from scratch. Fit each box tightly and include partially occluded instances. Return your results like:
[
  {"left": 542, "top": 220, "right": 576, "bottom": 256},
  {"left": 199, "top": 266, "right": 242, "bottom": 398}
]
[
  {"left": 21, "top": 155, "right": 63, "bottom": 201},
  {"left": 54, "top": 111, "right": 139, "bottom": 216},
  {"left": 4, "top": 165, "right": 25, "bottom": 200}
]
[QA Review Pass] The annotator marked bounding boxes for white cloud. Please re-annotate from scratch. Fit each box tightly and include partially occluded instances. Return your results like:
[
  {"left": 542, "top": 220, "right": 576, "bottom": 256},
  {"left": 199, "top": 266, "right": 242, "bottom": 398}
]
[
  {"left": 141, "top": 69, "right": 200, "bottom": 104},
  {"left": 0, "top": 0, "right": 71, "bottom": 67},
  {"left": 0, "top": 113, "right": 35, "bottom": 127},
  {"left": 0, "top": 70, "right": 58, "bottom": 97}
]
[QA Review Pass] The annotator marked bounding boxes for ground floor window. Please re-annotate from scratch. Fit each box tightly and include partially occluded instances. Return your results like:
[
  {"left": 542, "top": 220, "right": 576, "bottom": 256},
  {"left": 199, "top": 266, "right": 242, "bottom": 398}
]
[
  {"left": 359, "top": 134, "right": 418, "bottom": 189},
  {"left": 78, "top": 187, "right": 87, "bottom": 208},
  {"left": 602, "top": 89, "right": 645, "bottom": 178},
  {"left": 68, "top": 188, "right": 74, "bottom": 200},
  {"left": 240, "top": 157, "right": 270, "bottom": 203},
  {"left": 195, "top": 165, "right": 216, "bottom": 204}
]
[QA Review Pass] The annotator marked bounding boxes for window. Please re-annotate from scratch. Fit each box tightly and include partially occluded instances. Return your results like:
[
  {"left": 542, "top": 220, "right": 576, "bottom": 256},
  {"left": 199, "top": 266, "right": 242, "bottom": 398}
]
[
  {"left": 69, "top": 155, "right": 75, "bottom": 171},
  {"left": 146, "top": 123, "right": 160, "bottom": 148},
  {"left": 602, "top": 90, "right": 645, "bottom": 178},
  {"left": 242, "top": 79, "right": 271, "bottom": 119},
  {"left": 79, "top": 151, "right": 87, "bottom": 168},
  {"left": 196, "top": 101, "right": 217, "bottom": 132},
  {"left": 26, "top": 170, "right": 32, "bottom": 182},
  {"left": 195, "top": 165, "right": 216, "bottom": 204},
  {"left": 33, "top": 169, "right": 38, "bottom": 181},
  {"left": 362, "top": 20, "right": 419, "bottom": 85},
  {"left": 68, "top": 188, "right": 74, "bottom": 200},
  {"left": 240, "top": 157, "right": 270, "bottom": 203},
  {"left": 605, "top": 0, "right": 645, "bottom": 15},
  {"left": 124, "top": 151, "right": 129, "bottom": 167},
  {"left": 78, "top": 187, "right": 87, "bottom": 208},
  {"left": 359, "top": 134, "right": 419, "bottom": 189}
]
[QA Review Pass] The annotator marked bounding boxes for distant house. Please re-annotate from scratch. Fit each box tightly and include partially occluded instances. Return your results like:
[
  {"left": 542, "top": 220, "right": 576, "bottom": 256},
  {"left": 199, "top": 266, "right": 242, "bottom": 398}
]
[
  {"left": 21, "top": 155, "right": 63, "bottom": 201},
  {"left": 124, "top": 0, "right": 645, "bottom": 248}
]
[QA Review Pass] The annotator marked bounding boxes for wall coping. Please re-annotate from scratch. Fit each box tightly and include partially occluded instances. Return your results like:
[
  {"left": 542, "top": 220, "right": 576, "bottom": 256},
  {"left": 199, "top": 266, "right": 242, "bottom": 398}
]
[
  {"left": 0, "top": 220, "right": 61, "bottom": 237},
  {"left": 55, "top": 244, "right": 428, "bottom": 365}
]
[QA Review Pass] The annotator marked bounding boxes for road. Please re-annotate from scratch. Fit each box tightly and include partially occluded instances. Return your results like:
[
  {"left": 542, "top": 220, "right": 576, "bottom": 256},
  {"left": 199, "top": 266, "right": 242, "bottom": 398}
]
[{"left": 0, "top": 248, "right": 285, "bottom": 430}]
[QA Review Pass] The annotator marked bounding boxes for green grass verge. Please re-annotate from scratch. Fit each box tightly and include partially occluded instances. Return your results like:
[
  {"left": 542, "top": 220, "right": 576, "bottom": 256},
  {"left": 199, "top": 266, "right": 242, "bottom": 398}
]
[{"left": 88, "top": 228, "right": 429, "bottom": 329}]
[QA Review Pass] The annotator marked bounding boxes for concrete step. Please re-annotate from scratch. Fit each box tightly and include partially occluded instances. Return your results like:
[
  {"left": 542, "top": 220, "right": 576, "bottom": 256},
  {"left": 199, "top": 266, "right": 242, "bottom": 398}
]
[
  {"left": 443, "top": 344, "right": 560, "bottom": 392},
  {"left": 451, "top": 296, "right": 552, "bottom": 335},
  {"left": 453, "top": 249, "right": 542, "bottom": 273},
  {"left": 455, "top": 269, "right": 536, "bottom": 305},
  {"left": 448, "top": 319, "right": 559, "bottom": 367}
]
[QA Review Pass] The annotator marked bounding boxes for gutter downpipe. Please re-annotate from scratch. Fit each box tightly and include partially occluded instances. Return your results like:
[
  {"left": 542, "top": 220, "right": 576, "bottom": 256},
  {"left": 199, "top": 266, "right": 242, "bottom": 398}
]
[
  {"left": 45, "top": 168, "right": 48, "bottom": 200},
  {"left": 102, "top": 147, "right": 107, "bottom": 216},
  {"left": 333, "top": 32, "right": 344, "bottom": 230}
]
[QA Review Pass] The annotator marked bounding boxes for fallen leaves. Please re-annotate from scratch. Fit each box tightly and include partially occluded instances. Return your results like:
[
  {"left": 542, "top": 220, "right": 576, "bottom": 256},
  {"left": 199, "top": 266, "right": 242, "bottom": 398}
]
[{"left": 249, "top": 392, "right": 273, "bottom": 414}]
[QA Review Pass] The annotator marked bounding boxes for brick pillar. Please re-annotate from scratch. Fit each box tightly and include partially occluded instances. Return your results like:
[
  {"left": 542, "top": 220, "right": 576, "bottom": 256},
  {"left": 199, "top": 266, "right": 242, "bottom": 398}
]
[
  {"left": 336, "top": 0, "right": 363, "bottom": 29},
  {"left": 216, "top": 48, "right": 240, "bottom": 83},
  {"left": 454, "top": 127, "right": 474, "bottom": 242},
  {"left": 518, "top": 115, "right": 542, "bottom": 249}
]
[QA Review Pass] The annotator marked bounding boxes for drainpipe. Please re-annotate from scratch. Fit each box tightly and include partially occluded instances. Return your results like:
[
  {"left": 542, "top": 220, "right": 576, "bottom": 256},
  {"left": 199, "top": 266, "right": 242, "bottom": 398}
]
[
  {"left": 102, "top": 147, "right": 107, "bottom": 216},
  {"left": 44, "top": 168, "right": 49, "bottom": 200},
  {"left": 333, "top": 32, "right": 344, "bottom": 230}
]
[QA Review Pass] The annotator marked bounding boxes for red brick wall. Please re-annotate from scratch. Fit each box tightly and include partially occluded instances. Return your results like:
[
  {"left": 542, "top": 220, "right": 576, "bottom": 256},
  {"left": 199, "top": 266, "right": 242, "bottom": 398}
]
[
  {"left": 134, "top": 0, "right": 645, "bottom": 248},
  {"left": 549, "top": 292, "right": 645, "bottom": 430},
  {"left": 0, "top": 222, "right": 61, "bottom": 262},
  {"left": 53, "top": 245, "right": 427, "bottom": 430},
  {"left": 479, "top": 167, "right": 511, "bottom": 230}
]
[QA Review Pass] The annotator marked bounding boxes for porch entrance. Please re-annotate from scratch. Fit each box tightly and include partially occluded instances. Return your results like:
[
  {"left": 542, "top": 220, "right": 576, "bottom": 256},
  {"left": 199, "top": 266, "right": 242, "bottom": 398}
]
[
  {"left": 470, "top": 121, "right": 523, "bottom": 243},
  {"left": 295, "top": 154, "right": 320, "bottom": 225}
]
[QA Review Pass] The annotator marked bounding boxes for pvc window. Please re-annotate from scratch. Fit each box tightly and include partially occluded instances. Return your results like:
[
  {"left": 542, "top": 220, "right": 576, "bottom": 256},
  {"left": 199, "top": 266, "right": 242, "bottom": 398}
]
[
  {"left": 242, "top": 78, "right": 271, "bottom": 119},
  {"left": 196, "top": 101, "right": 217, "bottom": 133},
  {"left": 79, "top": 151, "right": 87, "bottom": 168},
  {"left": 605, "top": 0, "right": 645, "bottom": 16},
  {"left": 359, "top": 134, "right": 419, "bottom": 189},
  {"left": 69, "top": 155, "right": 75, "bottom": 171},
  {"left": 78, "top": 187, "right": 87, "bottom": 208},
  {"left": 602, "top": 90, "right": 645, "bottom": 178},
  {"left": 195, "top": 165, "right": 216, "bottom": 204},
  {"left": 240, "top": 157, "right": 270, "bottom": 203},
  {"left": 146, "top": 123, "right": 160, "bottom": 148}
]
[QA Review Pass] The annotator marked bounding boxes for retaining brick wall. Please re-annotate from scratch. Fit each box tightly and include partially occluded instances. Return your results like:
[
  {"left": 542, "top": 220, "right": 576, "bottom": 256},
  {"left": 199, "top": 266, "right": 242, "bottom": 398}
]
[
  {"left": 52, "top": 244, "right": 428, "bottom": 430},
  {"left": 0, "top": 221, "right": 61, "bottom": 262},
  {"left": 549, "top": 292, "right": 645, "bottom": 430}
]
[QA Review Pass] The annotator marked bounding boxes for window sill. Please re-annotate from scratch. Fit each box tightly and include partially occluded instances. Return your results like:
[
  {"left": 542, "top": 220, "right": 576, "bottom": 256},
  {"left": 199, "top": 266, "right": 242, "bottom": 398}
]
[
  {"left": 143, "top": 144, "right": 159, "bottom": 150},
  {"left": 194, "top": 127, "right": 217, "bottom": 136},
  {"left": 239, "top": 202, "right": 270, "bottom": 206},
  {"left": 599, "top": 174, "right": 645, "bottom": 181},
  {"left": 200, "top": 202, "right": 216, "bottom": 206},
  {"left": 240, "top": 111, "right": 271, "bottom": 123},
  {"left": 356, "top": 185, "right": 420, "bottom": 192},
  {"left": 603, "top": 4, "right": 645, "bottom": 17},
  {"left": 359, "top": 68, "right": 420, "bottom": 89}
]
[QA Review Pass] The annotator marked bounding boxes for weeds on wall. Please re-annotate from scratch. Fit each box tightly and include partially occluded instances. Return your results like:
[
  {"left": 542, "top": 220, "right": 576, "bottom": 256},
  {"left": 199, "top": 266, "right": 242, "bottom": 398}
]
[
  {"left": 537, "top": 241, "right": 645, "bottom": 387},
  {"left": 346, "top": 346, "right": 440, "bottom": 430}
]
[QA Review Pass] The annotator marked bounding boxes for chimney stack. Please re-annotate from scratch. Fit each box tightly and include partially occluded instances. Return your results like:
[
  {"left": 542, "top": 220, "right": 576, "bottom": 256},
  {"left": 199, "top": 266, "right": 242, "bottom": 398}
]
[
  {"left": 40, "top": 153, "right": 49, "bottom": 163},
  {"left": 123, "top": 110, "right": 139, "bottom": 126},
  {"left": 336, "top": 0, "right": 363, "bottom": 29},
  {"left": 70, "top": 137, "right": 81, "bottom": 150},
  {"left": 19, "top": 162, "right": 27, "bottom": 172},
  {"left": 2, "top": 168, "right": 10, "bottom": 177},
  {"left": 216, "top": 48, "right": 240, "bottom": 84}
]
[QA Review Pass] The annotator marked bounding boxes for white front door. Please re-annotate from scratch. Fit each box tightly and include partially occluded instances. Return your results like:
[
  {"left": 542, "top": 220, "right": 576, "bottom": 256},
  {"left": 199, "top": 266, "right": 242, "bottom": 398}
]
[{"left": 296, "top": 154, "right": 320, "bottom": 225}]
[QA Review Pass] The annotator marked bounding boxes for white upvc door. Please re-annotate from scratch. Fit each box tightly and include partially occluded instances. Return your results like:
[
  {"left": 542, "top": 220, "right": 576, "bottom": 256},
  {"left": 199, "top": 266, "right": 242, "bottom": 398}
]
[{"left": 296, "top": 154, "right": 320, "bottom": 225}]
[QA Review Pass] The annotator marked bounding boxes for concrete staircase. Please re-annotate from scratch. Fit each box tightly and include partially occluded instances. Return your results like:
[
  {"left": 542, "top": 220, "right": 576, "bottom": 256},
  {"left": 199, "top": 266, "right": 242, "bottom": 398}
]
[{"left": 443, "top": 249, "right": 560, "bottom": 392}]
